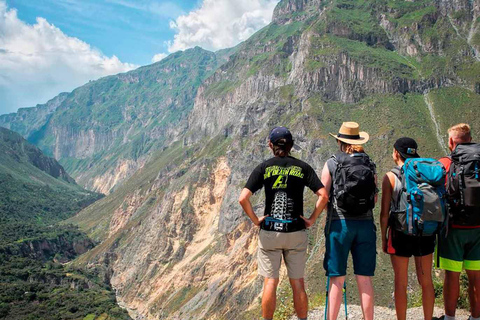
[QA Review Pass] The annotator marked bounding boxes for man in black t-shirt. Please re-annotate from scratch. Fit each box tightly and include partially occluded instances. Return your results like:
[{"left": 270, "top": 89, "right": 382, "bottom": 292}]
[{"left": 239, "top": 127, "right": 328, "bottom": 320}]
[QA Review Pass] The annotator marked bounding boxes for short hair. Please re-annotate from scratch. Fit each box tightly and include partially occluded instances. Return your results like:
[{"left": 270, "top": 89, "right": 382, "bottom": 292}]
[{"left": 448, "top": 123, "right": 472, "bottom": 143}]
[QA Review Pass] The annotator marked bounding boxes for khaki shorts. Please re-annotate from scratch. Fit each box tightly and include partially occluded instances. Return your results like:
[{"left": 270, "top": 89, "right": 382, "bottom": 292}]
[{"left": 258, "top": 229, "right": 308, "bottom": 279}]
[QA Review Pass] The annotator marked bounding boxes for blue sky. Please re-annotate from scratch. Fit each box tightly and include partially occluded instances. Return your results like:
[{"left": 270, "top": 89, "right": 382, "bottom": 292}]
[
  {"left": 7, "top": 0, "right": 199, "bottom": 65},
  {"left": 0, "top": 0, "right": 279, "bottom": 115}
]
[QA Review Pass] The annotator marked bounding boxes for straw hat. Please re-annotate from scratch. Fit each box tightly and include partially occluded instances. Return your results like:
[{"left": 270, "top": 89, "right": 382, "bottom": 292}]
[{"left": 329, "top": 122, "right": 369, "bottom": 145}]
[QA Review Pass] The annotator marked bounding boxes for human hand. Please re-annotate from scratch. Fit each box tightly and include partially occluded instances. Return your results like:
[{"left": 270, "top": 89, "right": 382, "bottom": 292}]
[
  {"left": 254, "top": 215, "right": 268, "bottom": 227},
  {"left": 382, "top": 238, "right": 388, "bottom": 253},
  {"left": 300, "top": 215, "right": 314, "bottom": 228}
]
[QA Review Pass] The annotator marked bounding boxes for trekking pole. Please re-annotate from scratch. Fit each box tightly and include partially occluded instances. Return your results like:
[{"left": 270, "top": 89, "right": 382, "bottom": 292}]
[
  {"left": 324, "top": 276, "right": 329, "bottom": 320},
  {"left": 343, "top": 281, "right": 348, "bottom": 320}
]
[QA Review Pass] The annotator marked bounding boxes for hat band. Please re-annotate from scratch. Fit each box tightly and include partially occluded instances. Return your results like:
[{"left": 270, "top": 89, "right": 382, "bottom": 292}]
[{"left": 337, "top": 133, "right": 360, "bottom": 140}]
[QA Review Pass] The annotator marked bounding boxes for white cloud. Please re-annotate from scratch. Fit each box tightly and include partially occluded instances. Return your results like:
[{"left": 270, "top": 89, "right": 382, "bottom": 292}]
[
  {"left": 151, "top": 53, "right": 168, "bottom": 63},
  {"left": 167, "top": 0, "right": 279, "bottom": 53},
  {"left": 0, "top": 1, "right": 137, "bottom": 115}
]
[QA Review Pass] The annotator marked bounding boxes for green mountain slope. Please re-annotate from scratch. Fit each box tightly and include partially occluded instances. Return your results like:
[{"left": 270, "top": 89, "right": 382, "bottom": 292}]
[
  {"left": 0, "top": 127, "right": 130, "bottom": 320},
  {"left": 0, "top": 127, "right": 102, "bottom": 227},
  {"left": 1, "top": 47, "right": 226, "bottom": 194},
  {"left": 3, "top": 0, "right": 480, "bottom": 319}
]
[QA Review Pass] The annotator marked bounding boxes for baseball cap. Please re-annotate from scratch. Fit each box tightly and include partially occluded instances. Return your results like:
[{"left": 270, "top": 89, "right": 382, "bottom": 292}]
[
  {"left": 394, "top": 137, "right": 420, "bottom": 159},
  {"left": 269, "top": 126, "right": 293, "bottom": 146}
]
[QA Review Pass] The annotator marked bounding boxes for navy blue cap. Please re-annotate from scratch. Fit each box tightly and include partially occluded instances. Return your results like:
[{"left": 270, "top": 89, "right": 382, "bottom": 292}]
[{"left": 269, "top": 127, "right": 293, "bottom": 145}]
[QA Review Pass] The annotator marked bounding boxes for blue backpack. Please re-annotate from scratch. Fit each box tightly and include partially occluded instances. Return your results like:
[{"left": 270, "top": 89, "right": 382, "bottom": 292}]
[{"left": 390, "top": 158, "right": 447, "bottom": 236}]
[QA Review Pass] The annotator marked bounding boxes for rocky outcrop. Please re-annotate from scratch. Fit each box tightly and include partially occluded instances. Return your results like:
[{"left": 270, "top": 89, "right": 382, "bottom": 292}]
[
  {"left": 273, "top": 0, "right": 323, "bottom": 24},
  {"left": 0, "top": 127, "right": 75, "bottom": 183},
  {"left": 0, "top": 92, "right": 68, "bottom": 140},
  {"left": 17, "top": 236, "right": 94, "bottom": 263}
]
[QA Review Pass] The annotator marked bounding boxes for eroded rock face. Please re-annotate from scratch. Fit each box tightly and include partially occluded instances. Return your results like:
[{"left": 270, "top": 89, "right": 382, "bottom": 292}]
[
  {"left": 12, "top": 0, "right": 480, "bottom": 319},
  {"left": 88, "top": 158, "right": 263, "bottom": 319},
  {"left": 8, "top": 236, "right": 94, "bottom": 263}
]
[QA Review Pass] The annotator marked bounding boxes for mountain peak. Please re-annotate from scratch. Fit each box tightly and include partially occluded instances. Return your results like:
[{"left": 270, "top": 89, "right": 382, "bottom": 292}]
[{"left": 272, "top": 0, "right": 323, "bottom": 24}]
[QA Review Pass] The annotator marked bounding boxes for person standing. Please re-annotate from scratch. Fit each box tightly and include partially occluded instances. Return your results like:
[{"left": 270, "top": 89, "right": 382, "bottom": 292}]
[
  {"left": 321, "top": 122, "right": 377, "bottom": 320},
  {"left": 380, "top": 137, "right": 436, "bottom": 320},
  {"left": 239, "top": 126, "right": 328, "bottom": 320},
  {"left": 438, "top": 123, "right": 480, "bottom": 320}
]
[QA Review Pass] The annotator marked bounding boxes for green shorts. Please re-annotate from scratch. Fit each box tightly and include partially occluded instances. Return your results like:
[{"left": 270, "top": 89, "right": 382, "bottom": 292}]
[{"left": 437, "top": 228, "right": 480, "bottom": 272}]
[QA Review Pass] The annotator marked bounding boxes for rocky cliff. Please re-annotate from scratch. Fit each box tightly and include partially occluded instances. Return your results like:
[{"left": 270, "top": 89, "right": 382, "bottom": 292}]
[
  {"left": 4, "top": 0, "right": 480, "bottom": 319},
  {"left": 0, "top": 48, "right": 224, "bottom": 194}
]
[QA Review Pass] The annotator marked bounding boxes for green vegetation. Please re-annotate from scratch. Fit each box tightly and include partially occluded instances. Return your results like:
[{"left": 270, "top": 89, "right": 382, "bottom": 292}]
[
  {"left": 0, "top": 128, "right": 128, "bottom": 319},
  {"left": 393, "top": 5, "right": 436, "bottom": 26},
  {"left": 427, "top": 87, "right": 480, "bottom": 136},
  {"left": 0, "top": 251, "right": 131, "bottom": 320}
]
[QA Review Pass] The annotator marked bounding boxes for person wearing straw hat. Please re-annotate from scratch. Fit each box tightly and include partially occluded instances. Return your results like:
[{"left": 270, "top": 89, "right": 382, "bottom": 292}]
[{"left": 321, "top": 122, "right": 377, "bottom": 320}]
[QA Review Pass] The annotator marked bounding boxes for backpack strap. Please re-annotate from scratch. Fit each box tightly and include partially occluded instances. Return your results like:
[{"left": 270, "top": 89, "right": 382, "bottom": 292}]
[{"left": 390, "top": 166, "right": 404, "bottom": 213}]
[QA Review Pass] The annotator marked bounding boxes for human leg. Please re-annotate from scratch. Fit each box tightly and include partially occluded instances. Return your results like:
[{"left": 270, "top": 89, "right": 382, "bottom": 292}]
[
  {"left": 466, "top": 270, "right": 480, "bottom": 318},
  {"left": 464, "top": 228, "right": 480, "bottom": 318},
  {"left": 351, "top": 220, "right": 376, "bottom": 320},
  {"left": 258, "top": 230, "right": 283, "bottom": 319},
  {"left": 323, "top": 220, "right": 352, "bottom": 320},
  {"left": 391, "top": 255, "right": 409, "bottom": 320},
  {"left": 262, "top": 277, "right": 279, "bottom": 319},
  {"left": 327, "top": 276, "right": 346, "bottom": 320},
  {"left": 355, "top": 275, "right": 374, "bottom": 320},
  {"left": 414, "top": 254, "right": 434, "bottom": 320},
  {"left": 438, "top": 228, "right": 466, "bottom": 318},
  {"left": 444, "top": 271, "right": 461, "bottom": 317},
  {"left": 290, "top": 278, "right": 308, "bottom": 319},
  {"left": 284, "top": 230, "right": 309, "bottom": 318}
]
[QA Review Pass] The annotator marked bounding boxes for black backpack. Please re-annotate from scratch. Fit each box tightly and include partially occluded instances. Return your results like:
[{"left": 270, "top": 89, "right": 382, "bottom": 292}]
[
  {"left": 332, "top": 152, "right": 376, "bottom": 215},
  {"left": 447, "top": 143, "right": 480, "bottom": 226}
]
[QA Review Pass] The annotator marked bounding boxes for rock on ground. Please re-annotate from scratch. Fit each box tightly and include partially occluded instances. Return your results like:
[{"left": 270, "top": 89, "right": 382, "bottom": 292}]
[{"left": 290, "top": 305, "right": 470, "bottom": 320}]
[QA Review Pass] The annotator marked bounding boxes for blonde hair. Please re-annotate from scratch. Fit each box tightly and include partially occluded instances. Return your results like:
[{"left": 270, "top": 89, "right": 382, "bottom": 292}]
[
  {"left": 448, "top": 123, "right": 471, "bottom": 142},
  {"left": 340, "top": 142, "right": 365, "bottom": 154}
]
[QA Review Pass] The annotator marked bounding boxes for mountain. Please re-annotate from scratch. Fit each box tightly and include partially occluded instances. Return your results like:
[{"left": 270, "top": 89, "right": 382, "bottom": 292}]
[
  {"left": 0, "top": 127, "right": 101, "bottom": 226},
  {"left": 3, "top": 0, "right": 480, "bottom": 319},
  {"left": 0, "top": 127, "right": 131, "bottom": 320},
  {"left": 0, "top": 47, "right": 223, "bottom": 194}
]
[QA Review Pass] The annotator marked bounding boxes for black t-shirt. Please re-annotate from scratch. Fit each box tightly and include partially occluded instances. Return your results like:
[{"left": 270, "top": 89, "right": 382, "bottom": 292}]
[{"left": 245, "top": 156, "right": 324, "bottom": 232}]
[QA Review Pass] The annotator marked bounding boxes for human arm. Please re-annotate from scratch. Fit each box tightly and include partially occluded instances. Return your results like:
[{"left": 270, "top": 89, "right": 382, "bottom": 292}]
[
  {"left": 380, "top": 172, "right": 395, "bottom": 253},
  {"left": 320, "top": 162, "right": 332, "bottom": 195},
  {"left": 239, "top": 188, "right": 267, "bottom": 226},
  {"left": 300, "top": 187, "right": 329, "bottom": 228}
]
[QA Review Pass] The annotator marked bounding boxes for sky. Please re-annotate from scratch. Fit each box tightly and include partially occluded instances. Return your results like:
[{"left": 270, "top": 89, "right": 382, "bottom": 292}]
[{"left": 0, "top": 0, "right": 279, "bottom": 115}]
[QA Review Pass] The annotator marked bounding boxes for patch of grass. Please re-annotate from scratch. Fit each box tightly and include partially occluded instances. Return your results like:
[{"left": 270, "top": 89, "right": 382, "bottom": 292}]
[
  {"left": 305, "top": 59, "right": 326, "bottom": 71},
  {"left": 204, "top": 80, "right": 239, "bottom": 97},
  {"left": 394, "top": 6, "right": 437, "bottom": 27}
]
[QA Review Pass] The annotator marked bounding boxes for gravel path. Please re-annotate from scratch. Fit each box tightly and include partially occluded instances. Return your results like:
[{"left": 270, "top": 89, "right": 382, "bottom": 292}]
[{"left": 290, "top": 305, "right": 470, "bottom": 320}]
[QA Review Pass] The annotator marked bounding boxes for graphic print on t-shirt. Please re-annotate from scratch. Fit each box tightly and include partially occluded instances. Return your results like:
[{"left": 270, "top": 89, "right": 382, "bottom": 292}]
[
  {"left": 271, "top": 191, "right": 295, "bottom": 231},
  {"left": 244, "top": 156, "right": 324, "bottom": 233}
]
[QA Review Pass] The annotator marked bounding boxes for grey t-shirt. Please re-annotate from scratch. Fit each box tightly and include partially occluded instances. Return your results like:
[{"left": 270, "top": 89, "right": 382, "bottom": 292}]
[{"left": 326, "top": 155, "right": 375, "bottom": 221}]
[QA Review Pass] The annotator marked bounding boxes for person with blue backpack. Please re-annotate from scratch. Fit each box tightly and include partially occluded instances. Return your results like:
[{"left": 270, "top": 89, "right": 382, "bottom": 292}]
[
  {"left": 321, "top": 122, "right": 377, "bottom": 320},
  {"left": 380, "top": 137, "right": 446, "bottom": 320}
]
